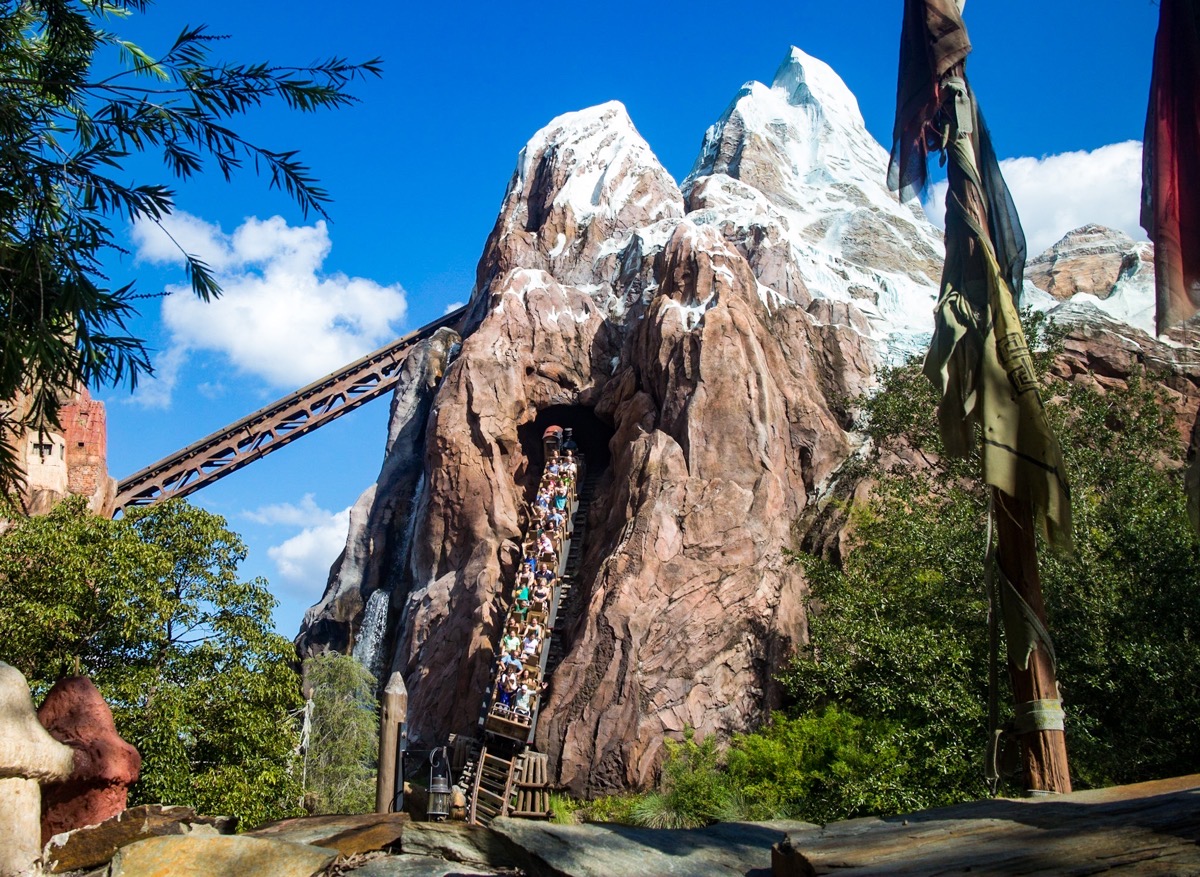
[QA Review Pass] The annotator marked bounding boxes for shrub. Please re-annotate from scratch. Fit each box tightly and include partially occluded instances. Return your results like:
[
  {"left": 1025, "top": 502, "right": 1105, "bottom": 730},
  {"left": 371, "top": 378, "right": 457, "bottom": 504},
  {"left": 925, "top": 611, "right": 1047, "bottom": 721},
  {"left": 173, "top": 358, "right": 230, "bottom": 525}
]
[{"left": 302, "top": 652, "right": 378, "bottom": 814}]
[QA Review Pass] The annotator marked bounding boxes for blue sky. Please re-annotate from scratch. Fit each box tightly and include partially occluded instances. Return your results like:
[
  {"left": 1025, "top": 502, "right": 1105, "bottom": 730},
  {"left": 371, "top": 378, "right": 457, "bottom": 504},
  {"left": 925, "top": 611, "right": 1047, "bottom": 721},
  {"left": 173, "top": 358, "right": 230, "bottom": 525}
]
[{"left": 99, "top": 0, "right": 1162, "bottom": 635}]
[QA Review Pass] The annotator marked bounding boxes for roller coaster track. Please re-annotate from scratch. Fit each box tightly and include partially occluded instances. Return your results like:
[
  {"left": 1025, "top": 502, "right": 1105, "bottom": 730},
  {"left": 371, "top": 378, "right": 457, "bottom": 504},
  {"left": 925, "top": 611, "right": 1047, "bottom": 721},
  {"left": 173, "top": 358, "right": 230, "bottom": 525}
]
[{"left": 113, "top": 306, "right": 468, "bottom": 513}]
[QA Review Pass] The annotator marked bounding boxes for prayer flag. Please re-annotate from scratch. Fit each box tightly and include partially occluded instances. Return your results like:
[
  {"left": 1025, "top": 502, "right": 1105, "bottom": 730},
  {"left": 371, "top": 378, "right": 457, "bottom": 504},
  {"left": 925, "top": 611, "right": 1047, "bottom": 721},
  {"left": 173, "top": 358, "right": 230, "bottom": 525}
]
[
  {"left": 888, "top": 0, "right": 1072, "bottom": 550},
  {"left": 1141, "top": 0, "right": 1200, "bottom": 335}
]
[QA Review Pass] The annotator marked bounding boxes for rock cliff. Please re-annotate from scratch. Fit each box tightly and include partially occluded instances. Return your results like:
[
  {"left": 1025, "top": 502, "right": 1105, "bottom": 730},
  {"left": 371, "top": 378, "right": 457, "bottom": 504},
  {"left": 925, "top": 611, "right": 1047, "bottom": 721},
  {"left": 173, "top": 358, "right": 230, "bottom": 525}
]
[{"left": 296, "top": 47, "right": 1189, "bottom": 796}]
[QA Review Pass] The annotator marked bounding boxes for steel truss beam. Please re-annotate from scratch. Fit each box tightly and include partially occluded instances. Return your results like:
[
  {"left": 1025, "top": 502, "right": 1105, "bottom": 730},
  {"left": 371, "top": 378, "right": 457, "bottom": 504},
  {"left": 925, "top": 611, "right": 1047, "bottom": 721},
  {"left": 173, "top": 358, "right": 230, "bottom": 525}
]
[{"left": 114, "top": 306, "right": 466, "bottom": 513}]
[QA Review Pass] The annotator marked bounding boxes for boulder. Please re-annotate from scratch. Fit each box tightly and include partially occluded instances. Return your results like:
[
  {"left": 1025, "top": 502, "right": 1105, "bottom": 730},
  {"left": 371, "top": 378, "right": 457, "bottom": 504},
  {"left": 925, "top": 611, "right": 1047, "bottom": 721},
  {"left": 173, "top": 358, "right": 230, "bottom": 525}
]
[
  {"left": 37, "top": 675, "right": 141, "bottom": 843},
  {"left": 1026, "top": 225, "right": 1143, "bottom": 301},
  {"left": 248, "top": 812, "right": 410, "bottom": 857},
  {"left": 399, "top": 821, "right": 522, "bottom": 869},
  {"left": 108, "top": 835, "right": 336, "bottom": 877},
  {"left": 755, "top": 774, "right": 1200, "bottom": 876},
  {"left": 348, "top": 855, "right": 500, "bottom": 876},
  {"left": 487, "top": 817, "right": 815, "bottom": 877},
  {"left": 0, "top": 662, "right": 74, "bottom": 877},
  {"left": 42, "top": 805, "right": 233, "bottom": 874}
]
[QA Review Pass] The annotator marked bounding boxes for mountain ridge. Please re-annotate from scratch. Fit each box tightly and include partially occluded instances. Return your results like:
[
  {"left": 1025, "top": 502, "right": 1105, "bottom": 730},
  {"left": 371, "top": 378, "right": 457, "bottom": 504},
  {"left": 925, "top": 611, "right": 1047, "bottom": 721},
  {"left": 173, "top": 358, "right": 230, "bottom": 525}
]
[{"left": 295, "top": 46, "right": 1186, "bottom": 795}]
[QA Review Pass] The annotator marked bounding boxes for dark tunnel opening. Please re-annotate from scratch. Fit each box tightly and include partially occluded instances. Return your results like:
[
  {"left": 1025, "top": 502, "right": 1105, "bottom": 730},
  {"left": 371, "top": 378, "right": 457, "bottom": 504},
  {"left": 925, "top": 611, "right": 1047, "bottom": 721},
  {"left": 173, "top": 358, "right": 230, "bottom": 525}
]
[{"left": 518, "top": 404, "right": 614, "bottom": 488}]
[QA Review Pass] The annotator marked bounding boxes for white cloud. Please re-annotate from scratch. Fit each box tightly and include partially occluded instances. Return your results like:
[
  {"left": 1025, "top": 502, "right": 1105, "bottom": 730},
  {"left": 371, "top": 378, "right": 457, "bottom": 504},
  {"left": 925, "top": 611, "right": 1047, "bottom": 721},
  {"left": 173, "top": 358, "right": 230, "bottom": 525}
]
[
  {"left": 131, "top": 212, "right": 408, "bottom": 404},
  {"left": 924, "top": 141, "right": 1146, "bottom": 258},
  {"left": 244, "top": 492, "right": 330, "bottom": 527},
  {"left": 443, "top": 300, "right": 465, "bottom": 314},
  {"left": 126, "top": 345, "right": 187, "bottom": 410},
  {"left": 132, "top": 211, "right": 236, "bottom": 270},
  {"left": 264, "top": 503, "right": 352, "bottom": 598}
]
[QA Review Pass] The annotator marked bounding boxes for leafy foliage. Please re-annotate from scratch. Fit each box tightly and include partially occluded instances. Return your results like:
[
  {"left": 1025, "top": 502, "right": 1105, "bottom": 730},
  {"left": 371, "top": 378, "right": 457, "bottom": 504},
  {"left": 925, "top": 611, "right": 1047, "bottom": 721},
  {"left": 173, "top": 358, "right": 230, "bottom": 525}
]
[
  {"left": 574, "top": 793, "right": 641, "bottom": 825},
  {"left": 781, "top": 474, "right": 994, "bottom": 811},
  {"left": 0, "top": 0, "right": 381, "bottom": 495},
  {"left": 783, "top": 338, "right": 1200, "bottom": 810},
  {"left": 546, "top": 791, "right": 584, "bottom": 825},
  {"left": 301, "top": 651, "right": 378, "bottom": 815},
  {"left": 724, "top": 707, "right": 916, "bottom": 824},
  {"left": 0, "top": 497, "right": 304, "bottom": 828},
  {"left": 631, "top": 731, "right": 739, "bottom": 829},
  {"left": 579, "top": 712, "right": 916, "bottom": 828}
]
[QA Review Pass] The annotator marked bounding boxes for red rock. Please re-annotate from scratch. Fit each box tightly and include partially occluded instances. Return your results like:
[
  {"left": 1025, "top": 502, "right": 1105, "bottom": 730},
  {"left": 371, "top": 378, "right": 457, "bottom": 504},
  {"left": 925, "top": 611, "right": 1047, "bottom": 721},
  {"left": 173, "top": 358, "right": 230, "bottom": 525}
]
[
  {"left": 1026, "top": 225, "right": 1143, "bottom": 301},
  {"left": 37, "top": 676, "right": 140, "bottom": 843},
  {"left": 248, "top": 812, "right": 410, "bottom": 857}
]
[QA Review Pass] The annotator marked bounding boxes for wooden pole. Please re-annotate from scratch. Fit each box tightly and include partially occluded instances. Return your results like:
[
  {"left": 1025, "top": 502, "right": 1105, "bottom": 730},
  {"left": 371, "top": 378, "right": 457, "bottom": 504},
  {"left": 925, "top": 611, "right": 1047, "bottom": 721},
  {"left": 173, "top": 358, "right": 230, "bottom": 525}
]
[
  {"left": 994, "top": 491, "right": 1071, "bottom": 793},
  {"left": 375, "top": 671, "right": 408, "bottom": 813},
  {"left": 937, "top": 58, "right": 1072, "bottom": 794}
]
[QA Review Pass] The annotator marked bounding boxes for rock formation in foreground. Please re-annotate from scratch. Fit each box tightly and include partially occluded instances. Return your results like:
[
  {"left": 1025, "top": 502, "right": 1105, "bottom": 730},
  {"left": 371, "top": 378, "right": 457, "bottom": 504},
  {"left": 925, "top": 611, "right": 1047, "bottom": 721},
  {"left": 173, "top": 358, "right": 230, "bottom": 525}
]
[{"left": 297, "top": 48, "right": 1191, "bottom": 796}]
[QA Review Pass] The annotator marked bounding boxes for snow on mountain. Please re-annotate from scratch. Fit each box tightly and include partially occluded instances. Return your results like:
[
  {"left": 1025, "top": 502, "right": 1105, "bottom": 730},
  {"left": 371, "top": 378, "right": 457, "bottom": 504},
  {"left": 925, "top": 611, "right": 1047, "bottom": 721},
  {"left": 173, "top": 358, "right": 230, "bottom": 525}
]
[
  {"left": 482, "top": 48, "right": 1159, "bottom": 362},
  {"left": 1025, "top": 226, "right": 1157, "bottom": 338},
  {"left": 683, "top": 47, "right": 945, "bottom": 363}
]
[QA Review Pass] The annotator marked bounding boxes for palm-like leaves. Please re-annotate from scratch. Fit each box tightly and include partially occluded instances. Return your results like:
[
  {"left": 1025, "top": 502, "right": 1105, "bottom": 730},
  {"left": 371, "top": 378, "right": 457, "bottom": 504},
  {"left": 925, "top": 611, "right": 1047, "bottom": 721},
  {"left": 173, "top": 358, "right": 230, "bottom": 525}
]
[{"left": 0, "top": 1, "right": 381, "bottom": 499}]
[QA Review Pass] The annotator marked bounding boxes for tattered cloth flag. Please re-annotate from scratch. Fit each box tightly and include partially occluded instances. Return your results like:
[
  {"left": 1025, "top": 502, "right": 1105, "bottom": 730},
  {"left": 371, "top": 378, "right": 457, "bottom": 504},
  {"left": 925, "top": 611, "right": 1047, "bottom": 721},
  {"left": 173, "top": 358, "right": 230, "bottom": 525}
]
[
  {"left": 1142, "top": 0, "right": 1200, "bottom": 336},
  {"left": 888, "top": 0, "right": 1072, "bottom": 550}
]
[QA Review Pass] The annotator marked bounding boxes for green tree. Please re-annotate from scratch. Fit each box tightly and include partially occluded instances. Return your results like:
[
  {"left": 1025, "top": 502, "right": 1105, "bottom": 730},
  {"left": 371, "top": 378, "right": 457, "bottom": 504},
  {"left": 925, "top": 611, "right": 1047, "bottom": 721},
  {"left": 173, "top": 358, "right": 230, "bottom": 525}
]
[
  {"left": 301, "top": 651, "right": 378, "bottom": 815},
  {"left": 0, "top": 0, "right": 380, "bottom": 493},
  {"left": 0, "top": 497, "right": 304, "bottom": 828},
  {"left": 781, "top": 342, "right": 1200, "bottom": 814}
]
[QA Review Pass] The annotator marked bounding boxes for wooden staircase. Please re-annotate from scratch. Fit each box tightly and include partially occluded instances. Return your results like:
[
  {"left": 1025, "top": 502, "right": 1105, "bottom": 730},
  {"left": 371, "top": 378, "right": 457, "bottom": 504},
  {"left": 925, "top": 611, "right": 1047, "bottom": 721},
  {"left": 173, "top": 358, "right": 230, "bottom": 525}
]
[
  {"left": 467, "top": 748, "right": 516, "bottom": 826},
  {"left": 466, "top": 749, "right": 552, "bottom": 824}
]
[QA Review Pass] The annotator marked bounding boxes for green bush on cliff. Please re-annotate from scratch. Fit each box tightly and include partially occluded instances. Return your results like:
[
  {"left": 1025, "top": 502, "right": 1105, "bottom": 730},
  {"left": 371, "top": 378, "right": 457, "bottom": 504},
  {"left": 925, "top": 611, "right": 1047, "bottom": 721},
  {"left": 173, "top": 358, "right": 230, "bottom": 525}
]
[{"left": 0, "top": 498, "right": 304, "bottom": 828}]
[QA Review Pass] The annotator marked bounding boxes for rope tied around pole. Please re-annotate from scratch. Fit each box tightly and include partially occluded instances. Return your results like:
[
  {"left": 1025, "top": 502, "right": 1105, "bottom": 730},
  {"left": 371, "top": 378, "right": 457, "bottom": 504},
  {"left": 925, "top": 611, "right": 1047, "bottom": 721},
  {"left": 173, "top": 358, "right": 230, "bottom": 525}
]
[{"left": 1013, "top": 698, "right": 1066, "bottom": 734}]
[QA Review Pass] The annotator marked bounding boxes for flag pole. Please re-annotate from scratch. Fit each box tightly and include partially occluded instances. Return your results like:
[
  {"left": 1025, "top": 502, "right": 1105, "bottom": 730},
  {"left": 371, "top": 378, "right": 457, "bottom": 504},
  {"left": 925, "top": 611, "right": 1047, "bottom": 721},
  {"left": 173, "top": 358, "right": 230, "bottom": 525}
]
[
  {"left": 936, "top": 58, "right": 1071, "bottom": 794},
  {"left": 992, "top": 491, "right": 1071, "bottom": 793},
  {"left": 938, "top": 60, "right": 1070, "bottom": 792},
  {"left": 890, "top": 0, "right": 1074, "bottom": 794}
]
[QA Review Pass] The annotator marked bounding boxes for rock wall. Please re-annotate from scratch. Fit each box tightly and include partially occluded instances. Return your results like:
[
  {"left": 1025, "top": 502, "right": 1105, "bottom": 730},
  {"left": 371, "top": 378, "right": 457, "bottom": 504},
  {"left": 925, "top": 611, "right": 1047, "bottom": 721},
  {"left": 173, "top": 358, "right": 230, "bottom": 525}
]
[{"left": 9, "top": 386, "right": 116, "bottom": 518}]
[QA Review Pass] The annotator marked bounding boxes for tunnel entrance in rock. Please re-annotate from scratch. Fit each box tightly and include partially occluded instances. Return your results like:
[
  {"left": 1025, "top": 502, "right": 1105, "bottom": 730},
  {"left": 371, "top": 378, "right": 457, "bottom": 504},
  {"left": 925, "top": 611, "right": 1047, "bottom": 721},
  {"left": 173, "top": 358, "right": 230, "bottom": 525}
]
[{"left": 519, "top": 405, "right": 613, "bottom": 479}]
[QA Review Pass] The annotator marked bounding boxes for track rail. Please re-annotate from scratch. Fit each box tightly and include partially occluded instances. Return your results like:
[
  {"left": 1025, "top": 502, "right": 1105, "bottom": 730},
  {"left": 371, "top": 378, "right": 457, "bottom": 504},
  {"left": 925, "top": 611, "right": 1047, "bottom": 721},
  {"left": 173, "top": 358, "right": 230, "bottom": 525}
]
[{"left": 113, "top": 306, "right": 467, "bottom": 513}]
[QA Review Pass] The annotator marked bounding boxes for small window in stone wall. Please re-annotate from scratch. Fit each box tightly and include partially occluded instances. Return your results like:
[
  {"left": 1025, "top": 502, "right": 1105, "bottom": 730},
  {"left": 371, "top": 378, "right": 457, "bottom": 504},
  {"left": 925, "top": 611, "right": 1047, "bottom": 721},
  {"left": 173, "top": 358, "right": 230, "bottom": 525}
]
[{"left": 34, "top": 442, "right": 54, "bottom": 459}]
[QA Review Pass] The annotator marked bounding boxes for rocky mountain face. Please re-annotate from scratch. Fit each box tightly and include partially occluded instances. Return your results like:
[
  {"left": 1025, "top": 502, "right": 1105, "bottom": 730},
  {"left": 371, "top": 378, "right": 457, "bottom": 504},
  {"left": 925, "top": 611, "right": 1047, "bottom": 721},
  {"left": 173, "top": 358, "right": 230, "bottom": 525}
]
[
  {"left": 1024, "top": 224, "right": 1157, "bottom": 337},
  {"left": 296, "top": 48, "right": 1192, "bottom": 796},
  {"left": 1027, "top": 225, "right": 1142, "bottom": 301}
]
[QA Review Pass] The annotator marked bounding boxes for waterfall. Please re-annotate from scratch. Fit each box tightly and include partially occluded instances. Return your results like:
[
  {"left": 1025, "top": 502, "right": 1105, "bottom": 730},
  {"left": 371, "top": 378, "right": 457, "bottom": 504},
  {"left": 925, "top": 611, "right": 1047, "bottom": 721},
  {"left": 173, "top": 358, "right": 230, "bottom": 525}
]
[
  {"left": 351, "top": 471, "right": 427, "bottom": 679},
  {"left": 352, "top": 588, "right": 390, "bottom": 679}
]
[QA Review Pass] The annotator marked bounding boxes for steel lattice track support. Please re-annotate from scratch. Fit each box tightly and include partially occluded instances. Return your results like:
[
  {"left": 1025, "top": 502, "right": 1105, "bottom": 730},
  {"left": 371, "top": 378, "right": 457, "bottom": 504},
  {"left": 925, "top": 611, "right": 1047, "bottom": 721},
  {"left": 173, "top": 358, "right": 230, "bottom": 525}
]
[{"left": 113, "top": 306, "right": 466, "bottom": 514}]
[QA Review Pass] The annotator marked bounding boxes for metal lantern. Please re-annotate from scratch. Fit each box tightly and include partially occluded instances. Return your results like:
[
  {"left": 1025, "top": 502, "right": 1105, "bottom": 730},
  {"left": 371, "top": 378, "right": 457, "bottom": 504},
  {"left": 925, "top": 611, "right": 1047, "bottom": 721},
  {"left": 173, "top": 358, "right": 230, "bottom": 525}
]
[{"left": 427, "top": 747, "right": 451, "bottom": 821}]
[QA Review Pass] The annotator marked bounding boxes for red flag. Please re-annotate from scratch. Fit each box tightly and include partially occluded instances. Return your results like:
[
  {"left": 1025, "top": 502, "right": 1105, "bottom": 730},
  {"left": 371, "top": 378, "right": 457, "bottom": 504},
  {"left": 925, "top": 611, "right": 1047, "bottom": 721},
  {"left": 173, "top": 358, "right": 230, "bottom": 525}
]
[
  {"left": 1142, "top": 0, "right": 1200, "bottom": 335},
  {"left": 888, "top": 0, "right": 971, "bottom": 203}
]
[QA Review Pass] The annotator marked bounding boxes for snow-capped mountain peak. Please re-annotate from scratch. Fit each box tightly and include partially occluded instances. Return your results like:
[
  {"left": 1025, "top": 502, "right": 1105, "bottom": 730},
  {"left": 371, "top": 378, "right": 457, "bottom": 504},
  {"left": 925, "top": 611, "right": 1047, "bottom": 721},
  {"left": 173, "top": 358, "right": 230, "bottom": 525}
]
[{"left": 684, "top": 47, "right": 944, "bottom": 362}]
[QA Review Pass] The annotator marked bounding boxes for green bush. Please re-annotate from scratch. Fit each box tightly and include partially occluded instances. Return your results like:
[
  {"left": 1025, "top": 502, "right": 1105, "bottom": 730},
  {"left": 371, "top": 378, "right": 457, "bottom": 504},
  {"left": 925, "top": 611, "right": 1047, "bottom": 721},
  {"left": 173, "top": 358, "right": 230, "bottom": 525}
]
[
  {"left": 547, "top": 792, "right": 583, "bottom": 825},
  {"left": 725, "top": 708, "right": 917, "bottom": 824},
  {"left": 579, "top": 793, "right": 641, "bottom": 824},
  {"left": 0, "top": 498, "right": 304, "bottom": 828},
  {"left": 302, "top": 652, "right": 378, "bottom": 814}
]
